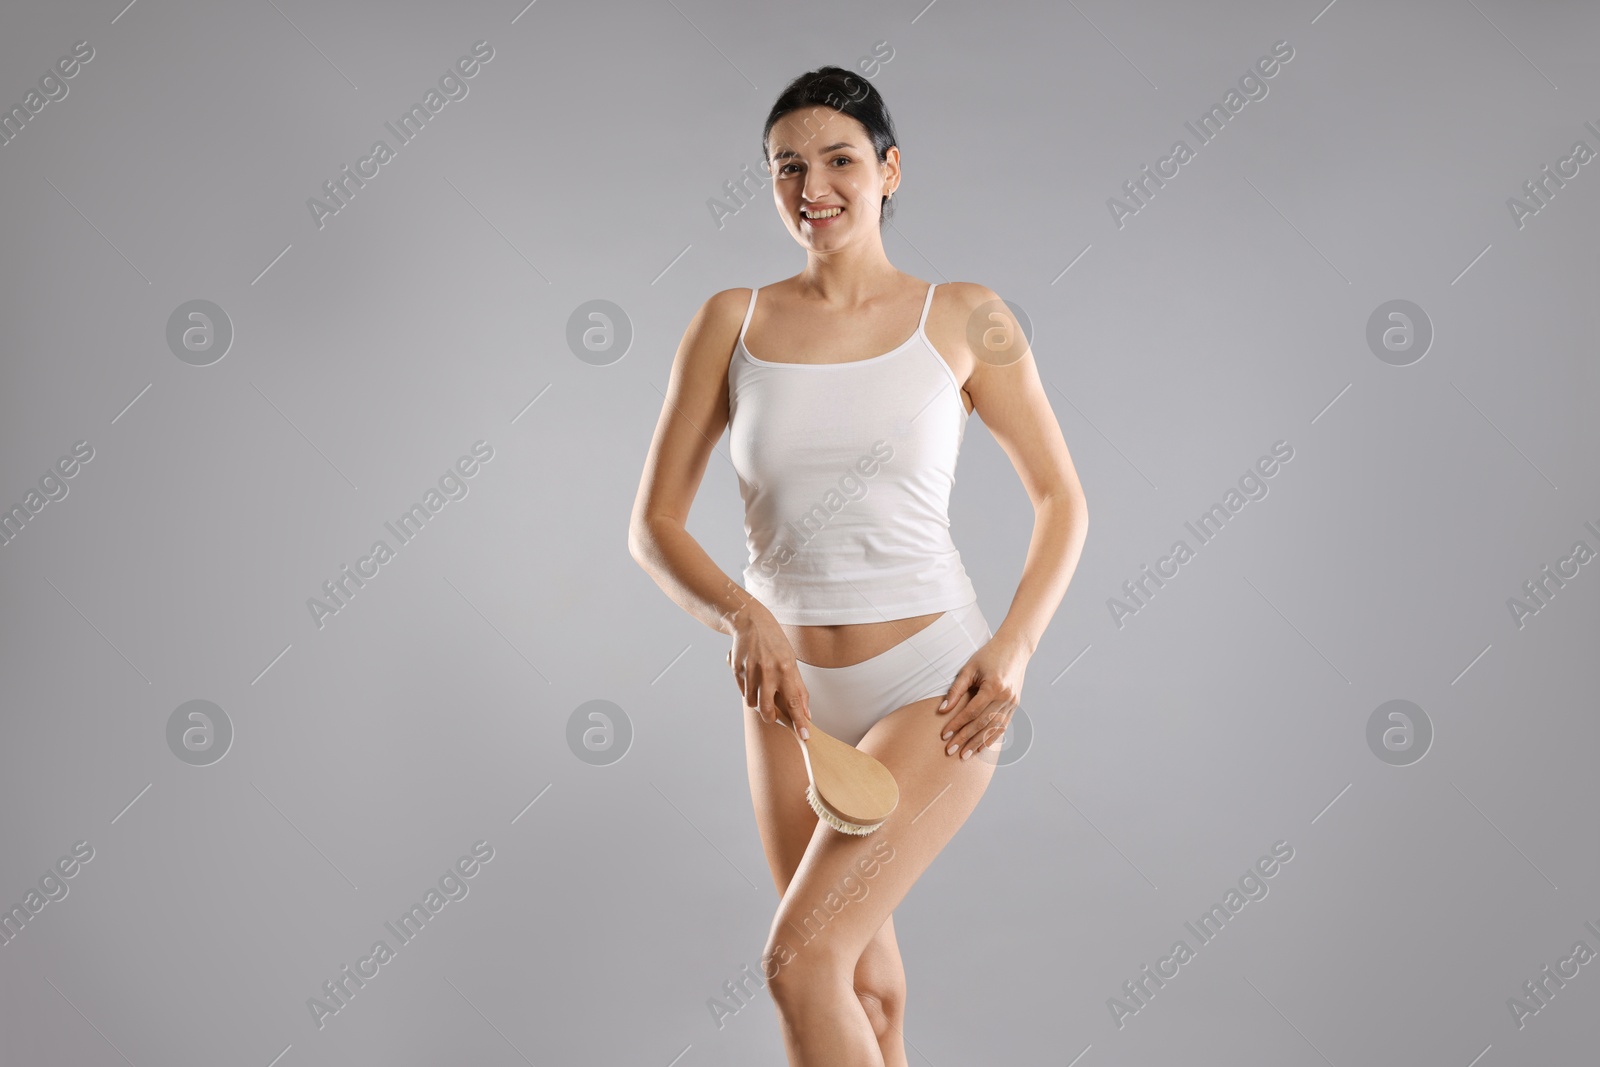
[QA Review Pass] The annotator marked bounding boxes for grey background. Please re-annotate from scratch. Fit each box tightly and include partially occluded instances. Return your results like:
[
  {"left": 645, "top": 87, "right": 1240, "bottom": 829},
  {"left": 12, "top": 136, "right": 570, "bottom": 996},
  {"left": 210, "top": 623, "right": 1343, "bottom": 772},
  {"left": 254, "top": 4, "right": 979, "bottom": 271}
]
[{"left": 2, "top": 0, "right": 1596, "bottom": 1064}]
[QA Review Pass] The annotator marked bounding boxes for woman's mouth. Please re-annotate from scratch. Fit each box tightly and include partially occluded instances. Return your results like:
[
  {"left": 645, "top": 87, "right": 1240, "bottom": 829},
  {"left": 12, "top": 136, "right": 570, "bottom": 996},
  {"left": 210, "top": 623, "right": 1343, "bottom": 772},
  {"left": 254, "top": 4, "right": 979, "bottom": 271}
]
[{"left": 801, "top": 206, "right": 844, "bottom": 227}]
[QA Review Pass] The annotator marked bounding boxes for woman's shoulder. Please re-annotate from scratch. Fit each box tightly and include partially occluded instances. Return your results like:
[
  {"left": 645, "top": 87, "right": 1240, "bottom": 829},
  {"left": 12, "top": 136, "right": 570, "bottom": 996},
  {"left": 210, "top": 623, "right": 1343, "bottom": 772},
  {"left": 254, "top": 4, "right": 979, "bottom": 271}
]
[
  {"left": 662, "top": 289, "right": 758, "bottom": 379},
  {"left": 932, "top": 280, "right": 1004, "bottom": 307},
  {"left": 678, "top": 287, "right": 770, "bottom": 376},
  {"left": 926, "top": 280, "right": 1012, "bottom": 337},
  {"left": 690, "top": 286, "right": 759, "bottom": 335},
  {"left": 706, "top": 285, "right": 758, "bottom": 310},
  {"left": 926, "top": 281, "right": 1030, "bottom": 373}
]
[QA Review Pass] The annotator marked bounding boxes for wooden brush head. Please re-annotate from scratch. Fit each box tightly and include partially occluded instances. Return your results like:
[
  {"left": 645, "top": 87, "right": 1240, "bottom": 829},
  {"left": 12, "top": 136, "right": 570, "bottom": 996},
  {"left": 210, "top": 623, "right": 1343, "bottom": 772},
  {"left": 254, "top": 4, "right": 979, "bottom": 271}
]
[{"left": 780, "top": 716, "right": 899, "bottom": 827}]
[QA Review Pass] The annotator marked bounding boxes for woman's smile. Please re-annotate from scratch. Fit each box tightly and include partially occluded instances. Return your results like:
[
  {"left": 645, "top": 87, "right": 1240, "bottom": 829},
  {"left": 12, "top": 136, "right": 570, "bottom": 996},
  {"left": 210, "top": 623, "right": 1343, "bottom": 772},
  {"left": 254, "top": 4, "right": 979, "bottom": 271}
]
[{"left": 801, "top": 204, "right": 845, "bottom": 228}]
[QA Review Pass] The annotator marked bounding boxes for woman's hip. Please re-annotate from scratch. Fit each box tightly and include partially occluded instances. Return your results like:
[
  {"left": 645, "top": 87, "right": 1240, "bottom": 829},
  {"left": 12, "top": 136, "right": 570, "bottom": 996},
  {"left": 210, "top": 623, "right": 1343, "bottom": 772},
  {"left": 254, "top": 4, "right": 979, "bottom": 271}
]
[{"left": 793, "top": 599, "right": 991, "bottom": 745}]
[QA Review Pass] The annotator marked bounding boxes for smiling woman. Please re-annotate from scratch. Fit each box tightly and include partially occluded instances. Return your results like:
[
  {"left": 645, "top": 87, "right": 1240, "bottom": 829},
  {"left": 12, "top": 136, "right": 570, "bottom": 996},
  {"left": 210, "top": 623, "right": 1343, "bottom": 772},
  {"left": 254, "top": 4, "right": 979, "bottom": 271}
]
[
  {"left": 705, "top": 43, "right": 894, "bottom": 233},
  {"left": 761, "top": 70, "right": 900, "bottom": 232},
  {"left": 629, "top": 63, "right": 1089, "bottom": 1066}
]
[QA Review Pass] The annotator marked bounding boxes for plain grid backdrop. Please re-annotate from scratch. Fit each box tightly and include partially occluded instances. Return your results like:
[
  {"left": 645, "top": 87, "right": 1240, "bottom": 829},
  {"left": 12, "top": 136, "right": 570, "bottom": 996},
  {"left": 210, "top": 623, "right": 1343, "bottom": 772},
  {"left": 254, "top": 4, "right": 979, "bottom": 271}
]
[{"left": 0, "top": 0, "right": 1597, "bottom": 1064}]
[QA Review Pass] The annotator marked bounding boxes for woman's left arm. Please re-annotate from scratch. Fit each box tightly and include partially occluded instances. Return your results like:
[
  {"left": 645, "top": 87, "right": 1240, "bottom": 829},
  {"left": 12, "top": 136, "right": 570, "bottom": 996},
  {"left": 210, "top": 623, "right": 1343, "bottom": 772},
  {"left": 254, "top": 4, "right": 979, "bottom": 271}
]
[{"left": 936, "top": 283, "right": 1090, "bottom": 759}]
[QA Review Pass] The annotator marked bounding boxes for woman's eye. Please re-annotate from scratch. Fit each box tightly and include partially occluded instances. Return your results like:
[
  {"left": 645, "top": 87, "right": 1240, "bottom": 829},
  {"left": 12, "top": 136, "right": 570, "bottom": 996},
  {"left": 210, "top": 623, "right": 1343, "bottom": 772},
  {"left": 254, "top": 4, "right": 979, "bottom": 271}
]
[{"left": 832, "top": 157, "right": 851, "bottom": 166}]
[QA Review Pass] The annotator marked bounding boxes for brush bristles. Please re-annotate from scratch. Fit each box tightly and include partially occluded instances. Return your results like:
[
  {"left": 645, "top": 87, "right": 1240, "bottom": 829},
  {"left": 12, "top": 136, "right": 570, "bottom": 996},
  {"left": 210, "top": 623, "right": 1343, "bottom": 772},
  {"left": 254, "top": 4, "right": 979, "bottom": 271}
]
[{"left": 806, "top": 784, "right": 882, "bottom": 835}]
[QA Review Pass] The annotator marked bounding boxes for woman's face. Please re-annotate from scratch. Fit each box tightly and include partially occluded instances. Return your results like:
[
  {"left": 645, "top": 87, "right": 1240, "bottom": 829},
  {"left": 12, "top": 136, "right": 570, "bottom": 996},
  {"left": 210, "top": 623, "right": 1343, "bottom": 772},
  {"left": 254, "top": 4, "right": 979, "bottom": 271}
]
[{"left": 765, "top": 106, "right": 898, "bottom": 251}]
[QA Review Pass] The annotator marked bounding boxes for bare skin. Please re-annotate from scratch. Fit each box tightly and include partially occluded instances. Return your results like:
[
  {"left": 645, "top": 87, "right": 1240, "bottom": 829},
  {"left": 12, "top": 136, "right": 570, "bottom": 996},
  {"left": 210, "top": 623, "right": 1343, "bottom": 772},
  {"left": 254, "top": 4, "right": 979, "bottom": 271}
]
[{"left": 629, "top": 102, "right": 1088, "bottom": 1065}]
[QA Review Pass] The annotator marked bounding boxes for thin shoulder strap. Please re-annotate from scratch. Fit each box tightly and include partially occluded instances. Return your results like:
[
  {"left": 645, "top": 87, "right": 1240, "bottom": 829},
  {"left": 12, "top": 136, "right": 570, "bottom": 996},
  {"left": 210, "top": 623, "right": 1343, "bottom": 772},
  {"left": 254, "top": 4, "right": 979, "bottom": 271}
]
[
  {"left": 738, "top": 287, "right": 759, "bottom": 346},
  {"left": 917, "top": 281, "right": 938, "bottom": 331}
]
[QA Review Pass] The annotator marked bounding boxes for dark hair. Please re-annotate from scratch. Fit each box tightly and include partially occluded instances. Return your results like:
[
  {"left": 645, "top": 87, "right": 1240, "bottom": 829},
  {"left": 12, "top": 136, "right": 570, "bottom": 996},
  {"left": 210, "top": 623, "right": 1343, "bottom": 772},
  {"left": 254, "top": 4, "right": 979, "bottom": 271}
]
[{"left": 761, "top": 66, "right": 900, "bottom": 226}]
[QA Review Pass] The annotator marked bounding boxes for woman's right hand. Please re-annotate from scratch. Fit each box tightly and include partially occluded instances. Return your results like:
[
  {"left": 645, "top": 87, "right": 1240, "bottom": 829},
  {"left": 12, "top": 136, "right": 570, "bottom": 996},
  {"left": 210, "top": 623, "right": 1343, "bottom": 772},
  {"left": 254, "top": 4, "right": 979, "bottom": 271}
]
[{"left": 726, "top": 606, "right": 813, "bottom": 739}]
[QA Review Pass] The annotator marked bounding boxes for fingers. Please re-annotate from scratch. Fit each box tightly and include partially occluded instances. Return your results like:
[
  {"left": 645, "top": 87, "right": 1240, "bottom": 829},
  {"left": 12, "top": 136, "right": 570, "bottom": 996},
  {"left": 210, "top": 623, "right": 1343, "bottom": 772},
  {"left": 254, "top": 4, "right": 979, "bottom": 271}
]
[
  {"left": 729, "top": 651, "right": 770, "bottom": 723},
  {"left": 940, "top": 685, "right": 985, "bottom": 752},
  {"left": 783, "top": 679, "right": 813, "bottom": 738},
  {"left": 756, "top": 667, "right": 790, "bottom": 729},
  {"left": 938, "top": 663, "right": 975, "bottom": 713},
  {"left": 948, "top": 706, "right": 1007, "bottom": 760},
  {"left": 942, "top": 706, "right": 988, "bottom": 756},
  {"left": 728, "top": 647, "right": 810, "bottom": 735},
  {"left": 793, "top": 670, "right": 812, "bottom": 725},
  {"left": 768, "top": 664, "right": 810, "bottom": 737},
  {"left": 939, "top": 665, "right": 979, "bottom": 740},
  {"left": 942, "top": 679, "right": 1018, "bottom": 758},
  {"left": 760, "top": 669, "right": 793, "bottom": 731}
]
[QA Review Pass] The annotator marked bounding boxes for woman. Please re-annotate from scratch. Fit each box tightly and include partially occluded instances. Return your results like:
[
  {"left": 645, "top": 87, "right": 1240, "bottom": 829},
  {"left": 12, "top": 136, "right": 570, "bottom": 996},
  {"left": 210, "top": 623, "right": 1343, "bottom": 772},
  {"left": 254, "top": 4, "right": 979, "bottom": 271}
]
[{"left": 628, "top": 66, "right": 1087, "bottom": 1064}]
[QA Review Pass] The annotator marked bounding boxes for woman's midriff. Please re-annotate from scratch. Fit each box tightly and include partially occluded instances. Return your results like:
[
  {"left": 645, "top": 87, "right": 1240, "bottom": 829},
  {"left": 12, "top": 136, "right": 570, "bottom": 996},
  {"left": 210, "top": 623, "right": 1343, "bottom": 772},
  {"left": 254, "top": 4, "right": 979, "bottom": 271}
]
[{"left": 783, "top": 611, "right": 945, "bottom": 669}]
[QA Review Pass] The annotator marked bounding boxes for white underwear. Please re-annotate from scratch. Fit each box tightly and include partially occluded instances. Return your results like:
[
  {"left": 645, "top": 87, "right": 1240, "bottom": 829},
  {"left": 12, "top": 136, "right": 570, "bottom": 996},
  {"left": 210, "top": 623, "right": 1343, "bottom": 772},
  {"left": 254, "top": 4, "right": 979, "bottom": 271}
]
[{"left": 793, "top": 599, "right": 992, "bottom": 747}]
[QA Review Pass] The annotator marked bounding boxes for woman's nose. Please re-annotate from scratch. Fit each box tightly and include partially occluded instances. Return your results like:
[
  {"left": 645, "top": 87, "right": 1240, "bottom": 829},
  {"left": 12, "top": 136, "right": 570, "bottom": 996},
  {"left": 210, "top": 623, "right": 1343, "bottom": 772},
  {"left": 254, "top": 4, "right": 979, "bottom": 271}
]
[{"left": 802, "top": 177, "right": 834, "bottom": 202}]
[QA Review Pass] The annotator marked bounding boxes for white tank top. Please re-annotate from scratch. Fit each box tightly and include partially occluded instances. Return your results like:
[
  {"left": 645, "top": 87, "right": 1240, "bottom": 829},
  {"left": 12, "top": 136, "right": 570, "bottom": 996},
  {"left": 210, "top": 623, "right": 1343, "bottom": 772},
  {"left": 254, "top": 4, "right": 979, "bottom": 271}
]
[{"left": 726, "top": 281, "right": 978, "bottom": 625}]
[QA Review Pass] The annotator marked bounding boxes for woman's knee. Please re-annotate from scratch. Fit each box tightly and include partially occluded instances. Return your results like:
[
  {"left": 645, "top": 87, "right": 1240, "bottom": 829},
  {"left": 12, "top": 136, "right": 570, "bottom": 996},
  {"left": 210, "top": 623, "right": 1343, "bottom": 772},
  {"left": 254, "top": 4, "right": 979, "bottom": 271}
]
[
  {"left": 762, "top": 938, "right": 849, "bottom": 1011},
  {"left": 854, "top": 973, "right": 905, "bottom": 1035},
  {"left": 853, "top": 934, "right": 906, "bottom": 1030}
]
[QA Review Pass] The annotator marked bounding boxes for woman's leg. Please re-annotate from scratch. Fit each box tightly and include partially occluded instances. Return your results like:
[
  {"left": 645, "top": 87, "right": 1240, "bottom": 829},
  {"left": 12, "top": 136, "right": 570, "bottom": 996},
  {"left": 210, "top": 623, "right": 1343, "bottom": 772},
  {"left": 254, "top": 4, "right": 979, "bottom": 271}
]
[
  {"left": 759, "top": 693, "right": 998, "bottom": 1066},
  {"left": 745, "top": 705, "right": 910, "bottom": 1065},
  {"left": 852, "top": 913, "right": 908, "bottom": 1066}
]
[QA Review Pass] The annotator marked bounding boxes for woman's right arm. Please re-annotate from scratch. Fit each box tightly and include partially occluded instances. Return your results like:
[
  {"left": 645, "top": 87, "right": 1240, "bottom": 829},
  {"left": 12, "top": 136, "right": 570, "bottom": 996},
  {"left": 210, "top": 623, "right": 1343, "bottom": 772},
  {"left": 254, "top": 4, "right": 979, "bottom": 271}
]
[{"left": 626, "top": 289, "right": 813, "bottom": 735}]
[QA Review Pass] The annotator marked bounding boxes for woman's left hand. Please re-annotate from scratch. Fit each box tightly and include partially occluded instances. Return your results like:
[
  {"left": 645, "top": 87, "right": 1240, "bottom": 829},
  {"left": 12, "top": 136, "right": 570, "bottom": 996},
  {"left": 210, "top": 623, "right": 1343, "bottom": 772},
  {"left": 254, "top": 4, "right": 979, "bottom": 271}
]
[{"left": 935, "top": 632, "right": 1029, "bottom": 759}]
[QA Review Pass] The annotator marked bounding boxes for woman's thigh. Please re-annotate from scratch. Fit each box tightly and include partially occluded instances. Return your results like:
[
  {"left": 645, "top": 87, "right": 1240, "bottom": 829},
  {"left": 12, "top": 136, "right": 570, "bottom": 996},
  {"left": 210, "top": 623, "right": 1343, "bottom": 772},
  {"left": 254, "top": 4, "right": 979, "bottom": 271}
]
[
  {"left": 743, "top": 702, "right": 900, "bottom": 966},
  {"left": 743, "top": 702, "right": 819, "bottom": 893},
  {"left": 761, "top": 694, "right": 998, "bottom": 970}
]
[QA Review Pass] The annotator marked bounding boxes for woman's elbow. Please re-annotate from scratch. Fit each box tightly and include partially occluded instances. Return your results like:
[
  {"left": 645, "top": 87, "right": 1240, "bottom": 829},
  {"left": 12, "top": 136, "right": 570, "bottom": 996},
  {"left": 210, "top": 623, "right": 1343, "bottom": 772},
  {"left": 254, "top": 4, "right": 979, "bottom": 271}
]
[
  {"left": 628, "top": 514, "right": 673, "bottom": 566},
  {"left": 627, "top": 521, "right": 652, "bottom": 565},
  {"left": 1040, "top": 487, "right": 1086, "bottom": 517}
]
